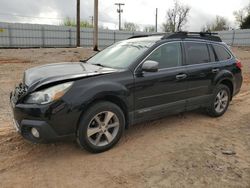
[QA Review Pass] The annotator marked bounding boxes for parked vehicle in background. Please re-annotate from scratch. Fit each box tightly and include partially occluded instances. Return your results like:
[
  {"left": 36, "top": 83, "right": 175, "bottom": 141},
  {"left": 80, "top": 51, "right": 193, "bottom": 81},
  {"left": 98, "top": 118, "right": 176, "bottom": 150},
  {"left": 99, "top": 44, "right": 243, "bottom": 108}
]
[{"left": 10, "top": 32, "right": 243, "bottom": 153}]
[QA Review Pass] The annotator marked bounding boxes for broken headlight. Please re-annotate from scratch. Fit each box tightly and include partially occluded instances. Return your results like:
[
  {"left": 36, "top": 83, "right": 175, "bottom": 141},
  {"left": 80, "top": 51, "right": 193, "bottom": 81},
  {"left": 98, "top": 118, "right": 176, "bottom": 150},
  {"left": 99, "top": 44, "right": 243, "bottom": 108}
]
[{"left": 25, "top": 82, "right": 73, "bottom": 104}]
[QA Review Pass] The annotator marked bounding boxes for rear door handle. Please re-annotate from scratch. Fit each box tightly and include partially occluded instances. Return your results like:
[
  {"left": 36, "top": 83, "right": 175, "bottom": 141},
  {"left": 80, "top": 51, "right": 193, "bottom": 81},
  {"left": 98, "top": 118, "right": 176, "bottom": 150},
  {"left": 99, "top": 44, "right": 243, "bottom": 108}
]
[
  {"left": 211, "top": 68, "right": 219, "bottom": 73},
  {"left": 176, "top": 73, "right": 187, "bottom": 80}
]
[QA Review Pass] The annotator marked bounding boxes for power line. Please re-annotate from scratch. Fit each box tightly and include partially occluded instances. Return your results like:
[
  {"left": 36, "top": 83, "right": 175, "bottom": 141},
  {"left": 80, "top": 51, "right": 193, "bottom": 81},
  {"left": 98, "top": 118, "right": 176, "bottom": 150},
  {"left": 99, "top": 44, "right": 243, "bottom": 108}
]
[{"left": 115, "top": 3, "right": 125, "bottom": 30}]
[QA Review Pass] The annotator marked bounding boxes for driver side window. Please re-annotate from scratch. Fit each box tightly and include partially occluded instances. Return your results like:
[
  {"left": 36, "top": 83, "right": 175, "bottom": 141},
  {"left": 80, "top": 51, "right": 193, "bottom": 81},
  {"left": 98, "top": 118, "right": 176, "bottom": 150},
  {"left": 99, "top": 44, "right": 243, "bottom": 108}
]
[{"left": 146, "top": 42, "right": 182, "bottom": 69}]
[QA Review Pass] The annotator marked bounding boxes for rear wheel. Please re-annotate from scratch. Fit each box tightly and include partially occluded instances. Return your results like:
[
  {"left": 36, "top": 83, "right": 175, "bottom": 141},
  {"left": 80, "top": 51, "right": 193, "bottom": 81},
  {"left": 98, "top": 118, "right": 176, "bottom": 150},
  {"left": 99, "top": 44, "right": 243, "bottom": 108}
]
[
  {"left": 77, "top": 101, "right": 125, "bottom": 153},
  {"left": 207, "top": 84, "right": 231, "bottom": 117}
]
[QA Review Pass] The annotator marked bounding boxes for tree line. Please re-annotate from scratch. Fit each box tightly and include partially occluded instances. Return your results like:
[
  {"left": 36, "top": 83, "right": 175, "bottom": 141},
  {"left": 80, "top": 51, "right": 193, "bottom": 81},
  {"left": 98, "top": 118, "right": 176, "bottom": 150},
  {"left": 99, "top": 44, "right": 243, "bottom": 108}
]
[{"left": 62, "top": 0, "right": 250, "bottom": 32}]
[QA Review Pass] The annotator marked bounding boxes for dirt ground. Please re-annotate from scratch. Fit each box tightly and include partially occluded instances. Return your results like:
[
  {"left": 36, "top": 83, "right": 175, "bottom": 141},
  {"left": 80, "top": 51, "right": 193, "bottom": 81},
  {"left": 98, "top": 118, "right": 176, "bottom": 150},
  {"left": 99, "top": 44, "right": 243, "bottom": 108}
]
[{"left": 0, "top": 47, "right": 249, "bottom": 188}]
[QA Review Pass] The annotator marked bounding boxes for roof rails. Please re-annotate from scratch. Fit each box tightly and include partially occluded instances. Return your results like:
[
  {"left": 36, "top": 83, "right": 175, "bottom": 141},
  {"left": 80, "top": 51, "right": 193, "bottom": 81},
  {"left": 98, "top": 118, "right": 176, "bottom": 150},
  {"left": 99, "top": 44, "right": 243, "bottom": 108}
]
[
  {"left": 128, "top": 33, "right": 166, "bottom": 39},
  {"left": 128, "top": 31, "right": 222, "bottom": 42},
  {"left": 162, "top": 32, "right": 222, "bottom": 42}
]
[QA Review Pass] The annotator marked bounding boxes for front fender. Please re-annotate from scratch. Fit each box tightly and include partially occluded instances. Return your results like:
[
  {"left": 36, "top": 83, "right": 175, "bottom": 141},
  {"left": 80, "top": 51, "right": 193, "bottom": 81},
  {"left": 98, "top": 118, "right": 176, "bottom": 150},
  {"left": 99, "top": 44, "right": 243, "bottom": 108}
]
[
  {"left": 84, "top": 81, "right": 130, "bottom": 107},
  {"left": 66, "top": 79, "right": 130, "bottom": 112}
]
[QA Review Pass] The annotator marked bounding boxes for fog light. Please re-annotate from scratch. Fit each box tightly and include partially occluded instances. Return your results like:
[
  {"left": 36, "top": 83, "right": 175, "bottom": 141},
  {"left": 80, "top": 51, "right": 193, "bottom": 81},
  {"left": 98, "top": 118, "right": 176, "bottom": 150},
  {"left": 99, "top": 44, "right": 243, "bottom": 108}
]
[{"left": 31, "top": 128, "right": 40, "bottom": 138}]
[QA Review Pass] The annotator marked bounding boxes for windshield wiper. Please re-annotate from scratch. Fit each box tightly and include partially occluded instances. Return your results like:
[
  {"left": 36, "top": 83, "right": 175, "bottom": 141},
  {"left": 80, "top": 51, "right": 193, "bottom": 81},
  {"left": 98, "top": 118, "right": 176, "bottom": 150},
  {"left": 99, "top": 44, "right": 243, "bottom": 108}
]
[{"left": 92, "top": 63, "right": 114, "bottom": 69}]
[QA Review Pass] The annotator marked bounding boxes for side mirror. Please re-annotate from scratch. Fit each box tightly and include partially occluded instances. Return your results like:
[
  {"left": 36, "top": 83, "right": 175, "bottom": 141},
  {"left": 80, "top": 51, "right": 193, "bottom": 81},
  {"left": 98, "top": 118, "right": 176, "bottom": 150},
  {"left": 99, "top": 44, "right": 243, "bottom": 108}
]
[{"left": 142, "top": 60, "right": 159, "bottom": 72}]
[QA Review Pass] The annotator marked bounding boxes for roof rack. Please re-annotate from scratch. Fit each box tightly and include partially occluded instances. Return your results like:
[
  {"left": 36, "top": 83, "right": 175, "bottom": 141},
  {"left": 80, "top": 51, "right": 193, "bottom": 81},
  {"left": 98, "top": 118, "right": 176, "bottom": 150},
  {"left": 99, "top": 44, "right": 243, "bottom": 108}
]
[
  {"left": 162, "top": 32, "right": 222, "bottom": 42},
  {"left": 128, "top": 31, "right": 222, "bottom": 42},
  {"left": 128, "top": 33, "right": 166, "bottom": 39}
]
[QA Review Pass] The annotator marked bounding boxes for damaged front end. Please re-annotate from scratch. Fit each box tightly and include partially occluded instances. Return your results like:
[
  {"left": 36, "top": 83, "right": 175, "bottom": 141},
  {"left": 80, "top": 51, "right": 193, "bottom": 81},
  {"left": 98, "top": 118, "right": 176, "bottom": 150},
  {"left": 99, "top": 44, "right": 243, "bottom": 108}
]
[
  {"left": 9, "top": 62, "right": 120, "bottom": 143},
  {"left": 10, "top": 82, "right": 28, "bottom": 105},
  {"left": 9, "top": 81, "right": 74, "bottom": 142},
  {"left": 10, "top": 82, "right": 28, "bottom": 133}
]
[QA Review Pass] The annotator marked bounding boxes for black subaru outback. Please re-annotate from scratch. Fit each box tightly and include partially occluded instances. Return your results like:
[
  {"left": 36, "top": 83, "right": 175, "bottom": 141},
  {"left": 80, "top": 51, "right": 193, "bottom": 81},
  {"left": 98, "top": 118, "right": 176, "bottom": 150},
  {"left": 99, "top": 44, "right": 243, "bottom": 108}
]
[{"left": 10, "top": 32, "right": 243, "bottom": 153}]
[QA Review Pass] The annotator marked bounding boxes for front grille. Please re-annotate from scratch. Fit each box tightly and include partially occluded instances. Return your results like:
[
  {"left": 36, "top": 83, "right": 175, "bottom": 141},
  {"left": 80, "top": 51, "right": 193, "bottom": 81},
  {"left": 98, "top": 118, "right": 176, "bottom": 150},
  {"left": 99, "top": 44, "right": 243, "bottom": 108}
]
[{"left": 11, "top": 83, "right": 27, "bottom": 104}]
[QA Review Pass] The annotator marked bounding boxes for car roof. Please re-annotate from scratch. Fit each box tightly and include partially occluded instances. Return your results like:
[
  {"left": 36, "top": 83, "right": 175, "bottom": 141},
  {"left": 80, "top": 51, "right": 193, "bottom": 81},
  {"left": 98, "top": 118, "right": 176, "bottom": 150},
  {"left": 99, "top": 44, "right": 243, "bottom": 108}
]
[{"left": 127, "top": 32, "right": 222, "bottom": 44}]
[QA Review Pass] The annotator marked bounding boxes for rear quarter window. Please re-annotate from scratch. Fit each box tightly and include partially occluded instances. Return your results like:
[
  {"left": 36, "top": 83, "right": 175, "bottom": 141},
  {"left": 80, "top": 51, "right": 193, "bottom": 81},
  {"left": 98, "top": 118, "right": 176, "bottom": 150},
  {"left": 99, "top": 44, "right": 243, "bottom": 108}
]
[{"left": 212, "top": 44, "right": 231, "bottom": 61}]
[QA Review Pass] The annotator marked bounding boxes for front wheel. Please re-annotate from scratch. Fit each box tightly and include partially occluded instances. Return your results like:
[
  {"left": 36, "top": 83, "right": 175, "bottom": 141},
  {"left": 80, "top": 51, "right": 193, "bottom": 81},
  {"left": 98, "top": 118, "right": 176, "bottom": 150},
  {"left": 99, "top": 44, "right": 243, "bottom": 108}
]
[
  {"left": 207, "top": 84, "right": 231, "bottom": 117},
  {"left": 77, "top": 101, "right": 125, "bottom": 153}
]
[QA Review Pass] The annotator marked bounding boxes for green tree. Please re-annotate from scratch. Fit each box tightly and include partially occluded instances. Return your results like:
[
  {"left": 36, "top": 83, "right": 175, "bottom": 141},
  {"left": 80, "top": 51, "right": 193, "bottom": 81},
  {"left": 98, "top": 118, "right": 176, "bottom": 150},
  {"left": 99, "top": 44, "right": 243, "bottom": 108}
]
[
  {"left": 234, "top": 10, "right": 245, "bottom": 27},
  {"left": 234, "top": 2, "right": 250, "bottom": 28},
  {"left": 62, "top": 17, "right": 93, "bottom": 28},
  {"left": 241, "top": 14, "right": 250, "bottom": 29}
]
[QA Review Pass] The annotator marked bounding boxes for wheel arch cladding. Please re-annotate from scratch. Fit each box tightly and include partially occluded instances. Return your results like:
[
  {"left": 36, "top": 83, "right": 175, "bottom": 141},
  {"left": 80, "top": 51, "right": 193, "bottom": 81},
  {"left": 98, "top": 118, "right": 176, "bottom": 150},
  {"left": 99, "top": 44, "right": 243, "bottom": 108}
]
[
  {"left": 96, "top": 95, "right": 129, "bottom": 128},
  {"left": 213, "top": 70, "right": 234, "bottom": 99},
  {"left": 219, "top": 79, "right": 234, "bottom": 100},
  {"left": 77, "top": 95, "right": 130, "bottom": 130},
  {"left": 87, "top": 96, "right": 128, "bottom": 128}
]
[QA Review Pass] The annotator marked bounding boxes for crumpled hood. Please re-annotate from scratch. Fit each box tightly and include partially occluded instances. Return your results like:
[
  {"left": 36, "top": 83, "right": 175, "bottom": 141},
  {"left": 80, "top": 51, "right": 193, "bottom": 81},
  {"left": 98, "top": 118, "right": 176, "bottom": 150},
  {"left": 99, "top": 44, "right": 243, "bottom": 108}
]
[{"left": 24, "top": 62, "right": 118, "bottom": 90}]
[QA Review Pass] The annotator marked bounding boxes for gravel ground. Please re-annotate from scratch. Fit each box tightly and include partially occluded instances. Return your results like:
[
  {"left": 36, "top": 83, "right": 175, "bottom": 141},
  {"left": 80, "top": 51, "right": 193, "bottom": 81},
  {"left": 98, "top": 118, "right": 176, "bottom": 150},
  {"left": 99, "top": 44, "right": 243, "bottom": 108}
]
[{"left": 0, "top": 47, "right": 249, "bottom": 188}]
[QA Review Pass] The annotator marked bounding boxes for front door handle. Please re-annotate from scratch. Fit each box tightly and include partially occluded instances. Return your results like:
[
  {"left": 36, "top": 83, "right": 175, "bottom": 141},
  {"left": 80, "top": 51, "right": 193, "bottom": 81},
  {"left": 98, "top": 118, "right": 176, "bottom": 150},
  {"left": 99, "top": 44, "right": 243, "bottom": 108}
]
[
  {"left": 212, "top": 68, "right": 219, "bottom": 73},
  {"left": 176, "top": 73, "right": 187, "bottom": 80}
]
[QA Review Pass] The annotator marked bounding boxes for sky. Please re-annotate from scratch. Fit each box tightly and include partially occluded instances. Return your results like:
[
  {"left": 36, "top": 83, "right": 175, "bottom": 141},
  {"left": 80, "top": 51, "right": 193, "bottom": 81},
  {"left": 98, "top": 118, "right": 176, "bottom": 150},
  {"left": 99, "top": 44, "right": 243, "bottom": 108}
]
[{"left": 0, "top": 0, "right": 249, "bottom": 31}]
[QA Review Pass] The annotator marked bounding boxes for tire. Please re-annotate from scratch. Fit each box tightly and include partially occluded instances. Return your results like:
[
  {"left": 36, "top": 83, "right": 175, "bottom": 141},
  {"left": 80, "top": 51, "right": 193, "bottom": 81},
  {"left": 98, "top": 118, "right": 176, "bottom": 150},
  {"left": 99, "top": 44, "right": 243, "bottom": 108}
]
[
  {"left": 207, "top": 84, "right": 231, "bottom": 117},
  {"left": 77, "top": 101, "right": 125, "bottom": 153}
]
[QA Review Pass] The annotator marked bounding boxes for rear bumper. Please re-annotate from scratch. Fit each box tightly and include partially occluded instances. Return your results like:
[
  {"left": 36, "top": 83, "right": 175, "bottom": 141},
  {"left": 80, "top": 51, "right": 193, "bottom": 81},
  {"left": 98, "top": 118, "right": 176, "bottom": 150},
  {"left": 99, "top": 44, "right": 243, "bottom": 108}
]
[
  {"left": 233, "top": 87, "right": 241, "bottom": 96},
  {"left": 233, "top": 73, "right": 243, "bottom": 96}
]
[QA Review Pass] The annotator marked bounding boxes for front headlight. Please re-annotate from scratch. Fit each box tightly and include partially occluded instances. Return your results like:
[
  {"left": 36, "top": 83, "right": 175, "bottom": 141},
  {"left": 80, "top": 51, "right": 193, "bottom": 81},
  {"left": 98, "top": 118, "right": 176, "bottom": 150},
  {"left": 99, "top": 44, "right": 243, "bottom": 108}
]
[{"left": 25, "top": 82, "right": 73, "bottom": 104}]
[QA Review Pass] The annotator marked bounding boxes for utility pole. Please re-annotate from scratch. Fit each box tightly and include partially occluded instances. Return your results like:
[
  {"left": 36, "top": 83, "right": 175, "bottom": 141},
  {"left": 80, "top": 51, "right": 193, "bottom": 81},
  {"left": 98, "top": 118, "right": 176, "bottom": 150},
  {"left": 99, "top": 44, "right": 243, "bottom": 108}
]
[
  {"left": 93, "top": 0, "right": 98, "bottom": 51},
  {"left": 76, "top": 0, "right": 80, "bottom": 47},
  {"left": 155, "top": 8, "right": 158, "bottom": 32},
  {"left": 115, "top": 3, "right": 125, "bottom": 30},
  {"left": 90, "top": 16, "right": 94, "bottom": 27}
]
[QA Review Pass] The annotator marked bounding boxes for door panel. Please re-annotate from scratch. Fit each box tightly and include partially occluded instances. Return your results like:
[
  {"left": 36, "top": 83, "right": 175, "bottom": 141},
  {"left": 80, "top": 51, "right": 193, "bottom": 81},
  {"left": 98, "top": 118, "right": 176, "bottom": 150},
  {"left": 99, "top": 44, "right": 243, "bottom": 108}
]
[
  {"left": 183, "top": 42, "right": 215, "bottom": 109},
  {"left": 134, "top": 67, "right": 188, "bottom": 121},
  {"left": 185, "top": 64, "right": 214, "bottom": 97},
  {"left": 185, "top": 64, "right": 214, "bottom": 109},
  {"left": 133, "top": 42, "right": 188, "bottom": 121}
]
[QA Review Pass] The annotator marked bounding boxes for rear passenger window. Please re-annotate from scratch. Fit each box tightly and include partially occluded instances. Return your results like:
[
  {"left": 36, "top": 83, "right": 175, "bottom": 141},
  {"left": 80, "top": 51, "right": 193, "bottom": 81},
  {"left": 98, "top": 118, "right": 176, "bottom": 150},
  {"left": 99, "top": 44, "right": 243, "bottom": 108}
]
[
  {"left": 212, "top": 45, "right": 231, "bottom": 61},
  {"left": 184, "top": 42, "right": 210, "bottom": 65},
  {"left": 146, "top": 42, "right": 182, "bottom": 69}
]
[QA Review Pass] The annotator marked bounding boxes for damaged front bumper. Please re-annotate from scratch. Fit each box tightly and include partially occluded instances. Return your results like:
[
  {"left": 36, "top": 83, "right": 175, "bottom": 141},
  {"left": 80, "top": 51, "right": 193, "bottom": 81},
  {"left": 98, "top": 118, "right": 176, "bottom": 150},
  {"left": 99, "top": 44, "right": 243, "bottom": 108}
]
[{"left": 9, "top": 83, "right": 74, "bottom": 143}]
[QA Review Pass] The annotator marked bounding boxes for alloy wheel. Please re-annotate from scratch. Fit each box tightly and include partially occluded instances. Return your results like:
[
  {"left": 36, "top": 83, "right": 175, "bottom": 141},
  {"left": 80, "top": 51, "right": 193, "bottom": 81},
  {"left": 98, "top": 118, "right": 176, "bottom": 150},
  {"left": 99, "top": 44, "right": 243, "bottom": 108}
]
[
  {"left": 87, "top": 111, "right": 120, "bottom": 147},
  {"left": 214, "top": 89, "right": 229, "bottom": 113}
]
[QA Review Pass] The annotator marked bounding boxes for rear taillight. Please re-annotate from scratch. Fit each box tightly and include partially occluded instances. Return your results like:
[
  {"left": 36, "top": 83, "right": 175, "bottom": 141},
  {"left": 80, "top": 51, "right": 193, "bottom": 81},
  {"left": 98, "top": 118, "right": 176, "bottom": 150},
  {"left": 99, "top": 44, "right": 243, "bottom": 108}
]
[{"left": 236, "top": 59, "right": 242, "bottom": 69}]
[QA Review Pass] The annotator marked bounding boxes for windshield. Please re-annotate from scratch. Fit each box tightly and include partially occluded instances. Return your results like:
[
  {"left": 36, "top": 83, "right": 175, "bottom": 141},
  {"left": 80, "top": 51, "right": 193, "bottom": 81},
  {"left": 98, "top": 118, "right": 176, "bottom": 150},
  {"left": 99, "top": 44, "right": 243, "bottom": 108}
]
[{"left": 87, "top": 40, "right": 156, "bottom": 69}]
